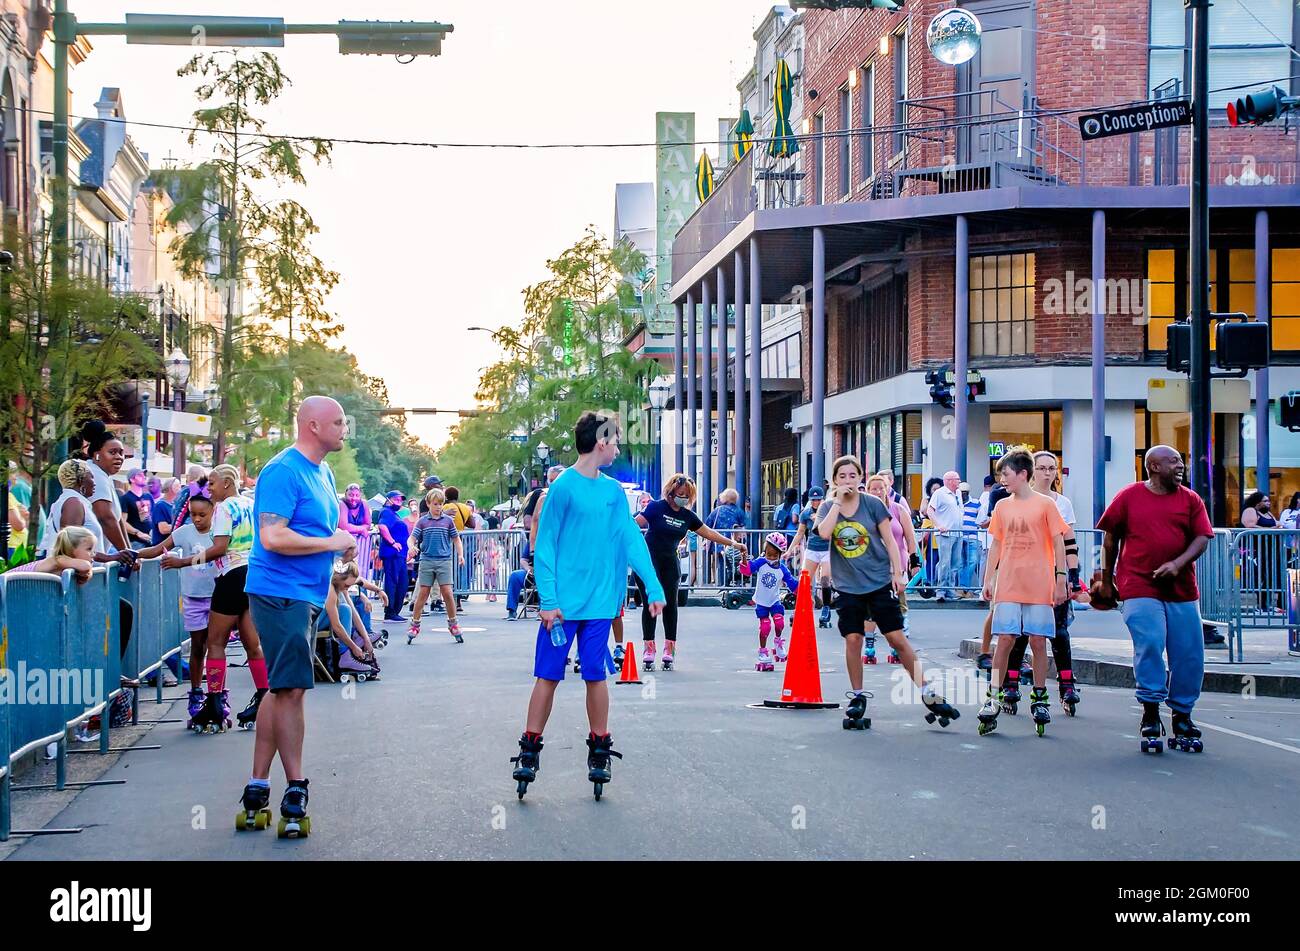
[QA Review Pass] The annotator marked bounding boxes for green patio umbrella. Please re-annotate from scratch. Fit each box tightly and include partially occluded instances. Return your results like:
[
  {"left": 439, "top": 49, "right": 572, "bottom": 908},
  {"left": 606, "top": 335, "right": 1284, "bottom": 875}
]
[
  {"left": 731, "top": 109, "right": 755, "bottom": 163},
  {"left": 768, "top": 58, "right": 800, "bottom": 158},
  {"left": 696, "top": 151, "right": 715, "bottom": 202}
]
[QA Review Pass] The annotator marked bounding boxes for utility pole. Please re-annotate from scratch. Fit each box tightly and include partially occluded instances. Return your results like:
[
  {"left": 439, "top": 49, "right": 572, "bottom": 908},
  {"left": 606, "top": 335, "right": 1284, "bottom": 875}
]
[{"left": 1186, "top": 0, "right": 1212, "bottom": 510}]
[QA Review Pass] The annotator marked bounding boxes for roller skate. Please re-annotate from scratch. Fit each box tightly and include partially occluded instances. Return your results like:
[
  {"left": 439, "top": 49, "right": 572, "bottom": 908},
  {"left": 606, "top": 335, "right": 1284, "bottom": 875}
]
[
  {"left": 1139, "top": 702, "right": 1165, "bottom": 754},
  {"left": 185, "top": 688, "right": 206, "bottom": 731},
  {"left": 863, "top": 637, "right": 878, "bottom": 665},
  {"left": 1169, "top": 711, "right": 1204, "bottom": 753},
  {"left": 374, "top": 632, "right": 388, "bottom": 650},
  {"left": 511, "top": 733, "right": 544, "bottom": 799},
  {"left": 999, "top": 678, "right": 1021, "bottom": 715},
  {"left": 922, "top": 690, "right": 961, "bottom": 728},
  {"left": 612, "top": 643, "right": 625, "bottom": 667},
  {"left": 1019, "top": 662, "right": 1034, "bottom": 685},
  {"left": 193, "top": 690, "right": 231, "bottom": 734},
  {"left": 887, "top": 647, "right": 901, "bottom": 664},
  {"left": 818, "top": 605, "right": 831, "bottom": 629},
  {"left": 407, "top": 620, "right": 420, "bottom": 645},
  {"left": 977, "top": 692, "right": 1000, "bottom": 736},
  {"left": 586, "top": 733, "right": 622, "bottom": 801},
  {"left": 1030, "top": 687, "right": 1051, "bottom": 737},
  {"left": 1059, "top": 673, "right": 1081, "bottom": 717},
  {"left": 448, "top": 619, "right": 463, "bottom": 644},
  {"left": 773, "top": 634, "right": 788, "bottom": 663},
  {"left": 976, "top": 653, "right": 992, "bottom": 682},
  {"left": 661, "top": 646, "right": 675, "bottom": 671},
  {"left": 842, "top": 690, "right": 872, "bottom": 731},
  {"left": 642, "top": 642, "right": 656, "bottom": 672},
  {"left": 276, "top": 779, "right": 311, "bottom": 839},
  {"left": 755, "top": 648, "right": 775, "bottom": 672},
  {"left": 235, "top": 688, "right": 266, "bottom": 730},
  {"left": 235, "top": 782, "right": 272, "bottom": 831},
  {"left": 572, "top": 655, "right": 581, "bottom": 675}
]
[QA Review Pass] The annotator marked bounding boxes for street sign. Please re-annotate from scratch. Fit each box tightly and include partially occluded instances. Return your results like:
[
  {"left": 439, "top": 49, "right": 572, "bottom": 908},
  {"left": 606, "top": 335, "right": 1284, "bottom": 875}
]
[
  {"left": 147, "top": 408, "right": 212, "bottom": 438},
  {"left": 1148, "top": 378, "right": 1250, "bottom": 413},
  {"left": 1078, "top": 100, "right": 1192, "bottom": 141},
  {"left": 508, "top": 434, "right": 528, "bottom": 445},
  {"left": 988, "top": 441, "right": 1006, "bottom": 458},
  {"left": 124, "top": 14, "right": 286, "bottom": 47}
]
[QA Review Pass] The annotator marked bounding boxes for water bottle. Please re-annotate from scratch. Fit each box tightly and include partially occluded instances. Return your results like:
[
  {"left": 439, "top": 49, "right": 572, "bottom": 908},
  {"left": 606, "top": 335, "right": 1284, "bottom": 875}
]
[{"left": 549, "top": 618, "right": 567, "bottom": 648}]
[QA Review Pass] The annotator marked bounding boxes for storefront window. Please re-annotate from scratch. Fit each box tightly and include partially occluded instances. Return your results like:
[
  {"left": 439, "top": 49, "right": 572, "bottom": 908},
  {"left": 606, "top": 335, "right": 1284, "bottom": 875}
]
[{"left": 988, "top": 409, "right": 1063, "bottom": 480}]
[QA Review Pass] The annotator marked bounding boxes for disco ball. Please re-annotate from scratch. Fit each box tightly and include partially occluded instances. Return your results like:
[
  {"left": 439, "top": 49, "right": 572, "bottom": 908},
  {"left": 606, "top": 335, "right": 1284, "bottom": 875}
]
[{"left": 927, "top": 8, "right": 982, "bottom": 66}]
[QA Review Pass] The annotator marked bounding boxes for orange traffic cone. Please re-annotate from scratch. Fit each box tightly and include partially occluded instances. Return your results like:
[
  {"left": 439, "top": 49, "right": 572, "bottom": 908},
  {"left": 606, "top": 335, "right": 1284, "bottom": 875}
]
[
  {"left": 614, "top": 642, "right": 641, "bottom": 685},
  {"left": 763, "top": 570, "right": 838, "bottom": 709}
]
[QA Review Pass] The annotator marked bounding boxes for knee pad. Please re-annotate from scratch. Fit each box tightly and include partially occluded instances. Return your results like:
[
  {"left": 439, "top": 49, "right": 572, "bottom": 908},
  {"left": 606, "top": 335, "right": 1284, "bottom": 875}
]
[
  {"left": 773, "top": 614, "right": 785, "bottom": 632},
  {"left": 759, "top": 617, "right": 772, "bottom": 637}
]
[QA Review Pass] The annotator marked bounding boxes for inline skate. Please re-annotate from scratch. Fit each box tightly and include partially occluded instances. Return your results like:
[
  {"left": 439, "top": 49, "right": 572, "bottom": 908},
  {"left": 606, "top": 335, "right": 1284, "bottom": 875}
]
[
  {"left": 586, "top": 733, "right": 622, "bottom": 801},
  {"left": 976, "top": 652, "right": 992, "bottom": 682},
  {"left": 923, "top": 691, "right": 961, "bottom": 728},
  {"left": 818, "top": 604, "right": 831, "bottom": 629},
  {"left": 1169, "top": 711, "right": 1204, "bottom": 753},
  {"left": 511, "top": 733, "right": 544, "bottom": 799},
  {"left": 1030, "top": 687, "right": 1051, "bottom": 737},
  {"left": 755, "top": 647, "right": 775, "bottom": 672},
  {"left": 448, "top": 619, "right": 463, "bottom": 644},
  {"left": 977, "top": 691, "right": 1000, "bottom": 736},
  {"left": 842, "top": 690, "right": 872, "bottom": 730},
  {"left": 642, "top": 642, "right": 656, "bottom": 672},
  {"left": 1139, "top": 701, "right": 1165, "bottom": 754},
  {"left": 863, "top": 635, "right": 878, "bottom": 665},
  {"left": 235, "top": 782, "right": 272, "bottom": 831},
  {"left": 1059, "top": 673, "right": 1081, "bottom": 717},
  {"left": 185, "top": 688, "right": 206, "bottom": 732},
  {"left": 236, "top": 689, "right": 266, "bottom": 730},
  {"left": 407, "top": 620, "right": 421, "bottom": 645},
  {"left": 277, "top": 779, "right": 311, "bottom": 838},
  {"left": 999, "top": 678, "right": 1021, "bottom": 715}
]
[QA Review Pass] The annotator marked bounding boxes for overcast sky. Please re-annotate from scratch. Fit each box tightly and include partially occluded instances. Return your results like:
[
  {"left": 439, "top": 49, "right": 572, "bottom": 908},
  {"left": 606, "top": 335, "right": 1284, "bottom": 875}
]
[{"left": 73, "top": 0, "right": 773, "bottom": 451}]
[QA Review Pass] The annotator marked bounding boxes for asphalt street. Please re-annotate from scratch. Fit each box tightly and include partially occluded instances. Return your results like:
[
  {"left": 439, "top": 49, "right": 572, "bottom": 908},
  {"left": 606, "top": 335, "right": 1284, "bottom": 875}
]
[{"left": 7, "top": 600, "right": 1300, "bottom": 860}]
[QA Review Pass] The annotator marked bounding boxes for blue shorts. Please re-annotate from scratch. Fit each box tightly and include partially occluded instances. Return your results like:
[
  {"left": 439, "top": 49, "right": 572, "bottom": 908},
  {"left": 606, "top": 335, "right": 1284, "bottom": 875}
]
[
  {"left": 755, "top": 602, "right": 785, "bottom": 620},
  {"left": 991, "top": 602, "right": 1055, "bottom": 638},
  {"left": 534, "top": 618, "right": 613, "bottom": 682}
]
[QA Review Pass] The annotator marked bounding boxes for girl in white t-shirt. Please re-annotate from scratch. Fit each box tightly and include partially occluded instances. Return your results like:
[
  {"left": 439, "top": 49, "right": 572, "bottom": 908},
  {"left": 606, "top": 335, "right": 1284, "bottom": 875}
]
[{"left": 139, "top": 484, "right": 218, "bottom": 727}]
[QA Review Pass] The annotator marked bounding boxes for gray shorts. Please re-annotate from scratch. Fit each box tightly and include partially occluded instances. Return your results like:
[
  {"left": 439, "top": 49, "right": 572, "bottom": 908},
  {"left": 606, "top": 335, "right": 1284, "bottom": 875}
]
[
  {"left": 249, "top": 594, "right": 321, "bottom": 691},
  {"left": 991, "top": 602, "right": 1055, "bottom": 638},
  {"left": 418, "top": 558, "right": 454, "bottom": 588}
]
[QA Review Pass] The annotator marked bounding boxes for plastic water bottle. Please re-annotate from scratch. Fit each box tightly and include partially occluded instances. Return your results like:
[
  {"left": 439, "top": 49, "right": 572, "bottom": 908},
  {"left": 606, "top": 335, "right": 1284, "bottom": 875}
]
[{"left": 549, "top": 619, "right": 567, "bottom": 647}]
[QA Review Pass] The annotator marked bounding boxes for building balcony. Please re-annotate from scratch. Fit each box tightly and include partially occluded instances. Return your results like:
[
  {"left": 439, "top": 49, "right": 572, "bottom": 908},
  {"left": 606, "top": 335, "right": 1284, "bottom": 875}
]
[{"left": 670, "top": 92, "right": 1300, "bottom": 301}]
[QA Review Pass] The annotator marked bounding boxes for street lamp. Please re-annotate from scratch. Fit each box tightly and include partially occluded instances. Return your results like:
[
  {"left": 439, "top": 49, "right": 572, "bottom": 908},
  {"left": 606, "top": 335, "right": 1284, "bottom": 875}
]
[{"left": 164, "top": 347, "right": 191, "bottom": 477}]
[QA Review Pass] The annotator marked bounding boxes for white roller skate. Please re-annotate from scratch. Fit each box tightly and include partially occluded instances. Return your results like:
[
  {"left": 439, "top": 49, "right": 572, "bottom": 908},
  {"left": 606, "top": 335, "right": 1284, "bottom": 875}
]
[
  {"left": 755, "top": 648, "right": 775, "bottom": 672},
  {"left": 772, "top": 634, "right": 787, "bottom": 662}
]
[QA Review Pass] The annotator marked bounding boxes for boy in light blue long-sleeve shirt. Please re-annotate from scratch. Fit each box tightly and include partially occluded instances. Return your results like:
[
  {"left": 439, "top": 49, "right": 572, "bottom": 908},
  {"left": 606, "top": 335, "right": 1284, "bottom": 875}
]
[{"left": 511, "top": 412, "right": 666, "bottom": 801}]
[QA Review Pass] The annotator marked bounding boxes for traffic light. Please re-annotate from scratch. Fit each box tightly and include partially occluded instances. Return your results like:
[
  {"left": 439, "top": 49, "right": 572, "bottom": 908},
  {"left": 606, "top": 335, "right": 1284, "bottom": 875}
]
[
  {"left": 925, "top": 367, "right": 954, "bottom": 409},
  {"left": 1226, "top": 85, "right": 1299, "bottom": 126},
  {"left": 1215, "top": 318, "right": 1270, "bottom": 371},
  {"left": 1280, "top": 391, "right": 1300, "bottom": 432},
  {"left": 791, "top": 1, "right": 904, "bottom": 10},
  {"left": 1166, "top": 321, "right": 1191, "bottom": 373}
]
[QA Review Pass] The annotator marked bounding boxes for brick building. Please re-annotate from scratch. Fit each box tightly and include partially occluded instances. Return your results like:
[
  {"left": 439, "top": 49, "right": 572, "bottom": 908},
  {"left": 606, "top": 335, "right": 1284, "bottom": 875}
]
[{"left": 670, "top": 0, "right": 1300, "bottom": 526}]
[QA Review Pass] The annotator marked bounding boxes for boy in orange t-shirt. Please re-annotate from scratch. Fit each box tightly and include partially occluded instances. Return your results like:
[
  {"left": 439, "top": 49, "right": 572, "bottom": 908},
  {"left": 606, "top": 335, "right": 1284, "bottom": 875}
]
[{"left": 978, "top": 450, "right": 1068, "bottom": 736}]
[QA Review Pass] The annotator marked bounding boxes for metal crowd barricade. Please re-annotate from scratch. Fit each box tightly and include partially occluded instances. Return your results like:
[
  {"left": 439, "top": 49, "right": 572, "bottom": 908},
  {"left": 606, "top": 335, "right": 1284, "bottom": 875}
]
[
  {"left": 1, "top": 559, "right": 188, "bottom": 840},
  {"left": 1197, "top": 529, "right": 1242, "bottom": 661},
  {"left": 453, "top": 530, "right": 528, "bottom": 597}
]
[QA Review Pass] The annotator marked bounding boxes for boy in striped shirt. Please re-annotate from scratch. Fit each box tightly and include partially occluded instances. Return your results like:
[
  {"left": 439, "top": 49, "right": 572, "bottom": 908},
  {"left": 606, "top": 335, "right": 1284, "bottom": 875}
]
[{"left": 407, "top": 489, "right": 465, "bottom": 643}]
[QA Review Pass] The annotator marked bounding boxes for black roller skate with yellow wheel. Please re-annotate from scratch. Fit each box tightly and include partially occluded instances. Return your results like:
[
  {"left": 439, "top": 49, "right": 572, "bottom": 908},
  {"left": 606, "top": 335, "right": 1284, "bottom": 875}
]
[
  {"left": 276, "top": 779, "right": 311, "bottom": 839},
  {"left": 236, "top": 783, "right": 272, "bottom": 831}
]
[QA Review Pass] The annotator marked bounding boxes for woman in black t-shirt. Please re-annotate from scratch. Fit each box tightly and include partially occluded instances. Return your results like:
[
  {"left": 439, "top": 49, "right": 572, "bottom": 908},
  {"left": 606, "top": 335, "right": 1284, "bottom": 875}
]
[{"left": 632, "top": 473, "right": 747, "bottom": 670}]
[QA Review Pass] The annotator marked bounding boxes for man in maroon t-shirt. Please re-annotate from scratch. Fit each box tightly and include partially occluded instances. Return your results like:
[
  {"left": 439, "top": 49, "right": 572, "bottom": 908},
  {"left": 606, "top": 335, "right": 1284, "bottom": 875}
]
[{"left": 1094, "top": 445, "right": 1213, "bottom": 752}]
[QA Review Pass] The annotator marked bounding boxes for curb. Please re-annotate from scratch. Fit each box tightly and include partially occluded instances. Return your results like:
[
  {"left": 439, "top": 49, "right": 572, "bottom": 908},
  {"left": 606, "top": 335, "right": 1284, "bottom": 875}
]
[{"left": 958, "top": 639, "right": 1300, "bottom": 699}]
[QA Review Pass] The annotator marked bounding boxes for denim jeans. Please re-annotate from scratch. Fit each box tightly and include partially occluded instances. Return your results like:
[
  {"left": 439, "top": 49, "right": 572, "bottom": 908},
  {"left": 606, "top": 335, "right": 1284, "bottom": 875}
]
[
  {"left": 507, "top": 569, "right": 528, "bottom": 612},
  {"left": 1120, "top": 597, "right": 1205, "bottom": 713},
  {"left": 937, "top": 532, "right": 961, "bottom": 599}
]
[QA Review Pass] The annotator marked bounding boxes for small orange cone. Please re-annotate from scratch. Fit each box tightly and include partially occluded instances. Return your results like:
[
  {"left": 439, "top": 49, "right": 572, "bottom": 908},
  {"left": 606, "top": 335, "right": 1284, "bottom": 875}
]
[
  {"left": 614, "top": 641, "right": 641, "bottom": 685},
  {"left": 763, "top": 570, "right": 838, "bottom": 709}
]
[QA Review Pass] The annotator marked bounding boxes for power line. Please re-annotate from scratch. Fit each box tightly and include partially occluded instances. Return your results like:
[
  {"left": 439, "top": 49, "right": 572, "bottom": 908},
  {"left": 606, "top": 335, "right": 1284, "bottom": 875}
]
[{"left": 1231, "top": 0, "right": 1300, "bottom": 59}]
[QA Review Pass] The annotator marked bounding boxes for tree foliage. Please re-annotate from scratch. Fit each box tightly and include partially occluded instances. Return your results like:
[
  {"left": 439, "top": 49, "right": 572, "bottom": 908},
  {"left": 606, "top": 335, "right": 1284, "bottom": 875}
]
[
  {"left": 0, "top": 227, "right": 159, "bottom": 519},
  {"left": 436, "top": 227, "right": 655, "bottom": 506}
]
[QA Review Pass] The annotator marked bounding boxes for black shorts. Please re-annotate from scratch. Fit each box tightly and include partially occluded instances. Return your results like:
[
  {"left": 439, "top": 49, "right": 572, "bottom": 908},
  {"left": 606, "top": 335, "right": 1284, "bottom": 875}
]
[
  {"left": 211, "top": 564, "right": 250, "bottom": 617},
  {"left": 836, "top": 584, "right": 904, "bottom": 637}
]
